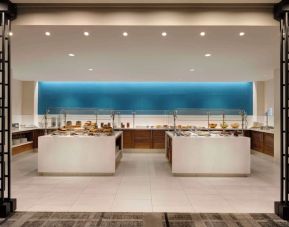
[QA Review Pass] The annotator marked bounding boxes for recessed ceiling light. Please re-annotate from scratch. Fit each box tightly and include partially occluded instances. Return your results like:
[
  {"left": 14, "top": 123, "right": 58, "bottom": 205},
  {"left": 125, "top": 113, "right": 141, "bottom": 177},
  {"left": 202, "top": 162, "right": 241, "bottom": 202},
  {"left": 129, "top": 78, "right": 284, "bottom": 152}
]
[
  {"left": 122, "top": 32, "right": 128, "bottom": 37},
  {"left": 161, "top": 32, "right": 167, "bottom": 37},
  {"left": 45, "top": 32, "right": 51, "bottom": 36},
  {"left": 68, "top": 53, "right": 75, "bottom": 57},
  {"left": 88, "top": 68, "right": 93, "bottom": 71},
  {"left": 239, "top": 32, "right": 245, "bottom": 36},
  {"left": 200, "top": 32, "right": 206, "bottom": 36},
  {"left": 84, "top": 32, "right": 90, "bottom": 36},
  {"left": 8, "top": 32, "right": 13, "bottom": 36},
  {"left": 205, "top": 53, "right": 212, "bottom": 57},
  {"left": 189, "top": 68, "right": 195, "bottom": 72}
]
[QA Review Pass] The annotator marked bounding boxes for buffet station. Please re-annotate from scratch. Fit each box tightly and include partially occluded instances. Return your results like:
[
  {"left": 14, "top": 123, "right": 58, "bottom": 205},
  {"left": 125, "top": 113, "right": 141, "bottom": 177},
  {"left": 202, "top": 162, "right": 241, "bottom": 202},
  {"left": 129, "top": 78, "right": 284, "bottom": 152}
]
[
  {"left": 33, "top": 107, "right": 275, "bottom": 176},
  {"left": 166, "top": 109, "right": 251, "bottom": 176},
  {"left": 38, "top": 119, "right": 123, "bottom": 176},
  {"left": 166, "top": 131, "right": 250, "bottom": 176}
]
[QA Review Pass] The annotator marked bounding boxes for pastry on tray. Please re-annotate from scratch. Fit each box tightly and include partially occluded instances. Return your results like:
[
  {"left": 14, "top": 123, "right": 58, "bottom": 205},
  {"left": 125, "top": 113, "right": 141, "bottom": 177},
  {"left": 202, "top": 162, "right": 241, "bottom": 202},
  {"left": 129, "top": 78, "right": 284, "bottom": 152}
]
[
  {"left": 220, "top": 122, "right": 229, "bottom": 129},
  {"left": 208, "top": 123, "right": 217, "bottom": 129},
  {"left": 231, "top": 123, "right": 240, "bottom": 129}
]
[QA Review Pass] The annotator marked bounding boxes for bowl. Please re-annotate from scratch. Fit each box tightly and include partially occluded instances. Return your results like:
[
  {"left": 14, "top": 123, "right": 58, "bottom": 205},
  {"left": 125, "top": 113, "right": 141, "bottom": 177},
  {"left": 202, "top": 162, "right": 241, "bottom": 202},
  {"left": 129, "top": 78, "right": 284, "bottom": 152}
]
[
  {"left": 209, "top": 123, "right": 217, "bottom": 129},
  {"left": 231, "top": 123, "right": 240, "bottom": 129},
  {"left": 220, "top": 123, "right": 229, "bottom": 129}
]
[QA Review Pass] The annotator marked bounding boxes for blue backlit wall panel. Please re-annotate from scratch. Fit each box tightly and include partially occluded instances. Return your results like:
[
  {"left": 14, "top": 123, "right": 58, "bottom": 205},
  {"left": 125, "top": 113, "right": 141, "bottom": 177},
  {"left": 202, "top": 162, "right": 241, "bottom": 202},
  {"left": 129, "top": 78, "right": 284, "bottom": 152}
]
[{"left": 38, "top": 82, "right": 253, "bottom": 115}]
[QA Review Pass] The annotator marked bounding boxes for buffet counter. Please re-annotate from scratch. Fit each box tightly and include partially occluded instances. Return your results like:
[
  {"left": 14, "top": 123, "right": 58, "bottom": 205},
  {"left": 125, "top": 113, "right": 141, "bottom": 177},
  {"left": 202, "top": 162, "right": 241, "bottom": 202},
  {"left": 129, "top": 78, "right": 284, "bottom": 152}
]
[
  {"left": 166, "top": 131, "right": 251, "bottom": 176},
  {"left": 120, "top": 129, "right": 167, "bottom": 150},
  {"left": 119, "top": 128, "right": 254, "bottom": 152},
  {"left": 12, "top": 128, "right": 57, "bottom": 155},
  {"left": 38, "top": 132, "right": 123, "bottom": 176},
  {"left": 246, "top": 129, "right": 274, "bottom": 156}
]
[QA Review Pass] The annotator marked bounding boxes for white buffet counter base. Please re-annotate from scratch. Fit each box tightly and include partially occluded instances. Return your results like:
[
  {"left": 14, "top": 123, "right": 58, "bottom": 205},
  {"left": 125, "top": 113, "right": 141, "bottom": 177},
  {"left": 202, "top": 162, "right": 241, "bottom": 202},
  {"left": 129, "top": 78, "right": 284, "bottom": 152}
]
[
  {"left": 38, "top": 132, "right": 123, "bottom": 176},
  {"left": 166, "top": 132, "right": 251, "bottom": 177}
]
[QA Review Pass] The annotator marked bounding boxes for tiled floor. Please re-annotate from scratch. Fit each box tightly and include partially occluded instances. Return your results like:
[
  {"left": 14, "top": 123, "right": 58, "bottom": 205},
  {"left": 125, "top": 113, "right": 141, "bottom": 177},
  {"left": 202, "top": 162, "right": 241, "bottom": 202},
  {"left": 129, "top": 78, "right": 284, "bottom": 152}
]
[{"left": 11, "top": 151, "right": 279, "bottom": 213}]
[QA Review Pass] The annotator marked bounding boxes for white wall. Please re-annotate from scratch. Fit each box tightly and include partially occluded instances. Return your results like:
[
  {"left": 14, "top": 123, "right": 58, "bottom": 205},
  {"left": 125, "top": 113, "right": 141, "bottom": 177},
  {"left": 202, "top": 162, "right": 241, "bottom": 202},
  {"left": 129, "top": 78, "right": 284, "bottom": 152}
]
[
  {"left": 253, "top": 80, "right": 274, "bottom": 127},
  {"left": 264, "top": 78, "right": 274, "bottom": 126},
  {"left": 253, "top": 81, "right": 265, "bottom": 123},
  {"left": 12, "top": 80, "right": 38, "bottom": 126},
  {"left": 253, "top": 82, "right": 261, "bottom": 116},
  {"left": 21, "top": 81, "right": 38, "bottom": 126},
  {"left": 12, "top": 78, "right": 23, "bottom": 124}
]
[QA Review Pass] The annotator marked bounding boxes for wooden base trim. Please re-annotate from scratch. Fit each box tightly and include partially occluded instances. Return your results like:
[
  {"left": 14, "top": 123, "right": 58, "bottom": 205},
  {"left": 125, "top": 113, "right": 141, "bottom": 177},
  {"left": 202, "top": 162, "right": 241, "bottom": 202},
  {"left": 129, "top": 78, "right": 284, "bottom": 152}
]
[
  {"left": 124, "top": 149, "right": 165, "bottom": 153},
  {"left": 12, "top": 143, "right": 34, "bottom": 156},
  {"left": 38, "top": 172, "right": 115, "bottom": 176},
  {"left": 172, "top": 173, "right": 250, "bottom": 177}
]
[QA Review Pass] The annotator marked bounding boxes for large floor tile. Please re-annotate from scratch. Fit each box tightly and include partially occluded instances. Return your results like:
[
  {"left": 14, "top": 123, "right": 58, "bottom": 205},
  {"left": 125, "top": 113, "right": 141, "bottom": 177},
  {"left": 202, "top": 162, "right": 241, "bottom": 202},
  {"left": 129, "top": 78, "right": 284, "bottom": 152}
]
[
  {"left": 11, "top": 152, "right": 279, "bottom": 213},
  {"left": 116, "top": 192, "right": 151, "bottom": 200},
  {"left": 152, "top": 205, "right": 193, "bottom": 212},
  {"left": 111, "top": 199, "right": 152, "bottom": 212},
  {"left": 70, "top": 197, "right": 114, "bottom": 212}
]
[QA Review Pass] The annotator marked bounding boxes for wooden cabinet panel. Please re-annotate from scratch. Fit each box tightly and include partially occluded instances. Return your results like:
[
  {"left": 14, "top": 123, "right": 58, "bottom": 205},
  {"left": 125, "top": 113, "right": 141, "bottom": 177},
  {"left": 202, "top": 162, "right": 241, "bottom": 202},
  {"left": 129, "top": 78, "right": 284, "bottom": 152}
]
[
  {"left": 133, "top": 130, "right": 152, "bottom": 148},
  {"left": 152, "top": 130, "right": 165, "bottom": 149},
  {"left": 153, "top": 130, "right": 165, "bottom": 137},
  {"left": 250, "top": 130, "right": 274, "bottom": 157},
  {"left": 134, "top": 142, "right": 152, "bottom": 149},
  {"left": 12, "top": 130, "right": 34, "bottom": 155},
  {"left": 123, "top": 130, "right": 133, "bottom": 148},
  {"left": 251, "top": 131, "right": 263, "bottom": 151},
  {"left": 243, "top": 130, "right": 251, "bottom": 138},
  {"left": 134, "top": 130, "right": 151, "bottom": 138},
  {"left": 12, "top": 143, "right": 33, "bottom": 155},
  {"left": 263, "top": 133, "right": 274, "bottom": 156},
  {"left": 152, "top": 142, "right": 165, "bottom": 149},
  {"left": 122, "top": 129, "right": 166, "bottom": 150},
  {"left": 166, "top": 135, "right": 172, "bottom": 165}
]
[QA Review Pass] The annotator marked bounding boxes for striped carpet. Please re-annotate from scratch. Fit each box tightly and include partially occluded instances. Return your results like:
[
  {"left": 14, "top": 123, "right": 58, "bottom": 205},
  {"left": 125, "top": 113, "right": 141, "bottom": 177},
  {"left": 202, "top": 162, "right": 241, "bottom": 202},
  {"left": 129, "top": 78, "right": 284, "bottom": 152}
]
[{"left": 0, "top": 212, "right": 289, "bottom": 227}]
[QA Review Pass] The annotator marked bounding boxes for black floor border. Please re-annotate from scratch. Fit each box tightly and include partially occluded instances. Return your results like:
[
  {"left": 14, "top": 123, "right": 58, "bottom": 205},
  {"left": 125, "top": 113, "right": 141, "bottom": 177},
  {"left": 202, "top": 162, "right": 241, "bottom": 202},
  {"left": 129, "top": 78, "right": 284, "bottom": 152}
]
[{"left": 164, "top": 212, "right": 170, "bottom": 227}]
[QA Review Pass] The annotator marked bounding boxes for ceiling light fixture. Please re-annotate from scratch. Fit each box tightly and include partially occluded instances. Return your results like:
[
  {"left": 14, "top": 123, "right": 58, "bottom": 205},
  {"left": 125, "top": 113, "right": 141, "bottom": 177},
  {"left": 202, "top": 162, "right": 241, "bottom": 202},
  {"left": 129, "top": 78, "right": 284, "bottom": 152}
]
[
  {"left": 161, "top": 32, "right": 167, "bottom": 37},
  {"left": 189, "top": 68, "right": 195, "bottom": 72},
  {"left": 239, "top": 32, "right": 245, "bottom": 36},
  {"left": 8, "top": 32, "right": 13, "bottom": 36},
  {"left": 200, "top": 32, "right": 206, "bottom": 36},
  {"left": 122, "top": 32, "right": 128, "bottom": 37},
  {"left": 88, "top": 68, "right": 93, "bottom": 71},
  {"left": 205, "top": 53, "right": 212, "bottom": 57},
  {"left": 45, "top": 32, "right": 51, "bottom": 36},
  {"left": 68, "top": 53, "right": 75, "bottom": 57},
  {"left": 84, "top": 32, "right": 90, "bottom": 36}
]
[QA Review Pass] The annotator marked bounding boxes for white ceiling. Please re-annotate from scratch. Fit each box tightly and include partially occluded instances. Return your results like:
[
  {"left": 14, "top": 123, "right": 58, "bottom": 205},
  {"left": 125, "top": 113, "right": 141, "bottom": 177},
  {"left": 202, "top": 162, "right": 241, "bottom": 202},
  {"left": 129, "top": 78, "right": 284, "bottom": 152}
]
[
  {"left": 11, "top": 26, "right": 279, "bottom": 82},
  {"left": 12, "top": 0, "right": 278, "bottom": 3}
]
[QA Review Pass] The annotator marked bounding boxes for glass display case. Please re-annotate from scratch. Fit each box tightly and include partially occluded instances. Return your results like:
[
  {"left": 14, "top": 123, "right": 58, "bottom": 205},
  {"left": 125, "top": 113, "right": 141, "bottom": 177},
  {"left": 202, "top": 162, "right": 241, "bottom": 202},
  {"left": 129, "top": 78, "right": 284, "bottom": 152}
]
[
  {"left": 42, "top": 108, "right": 115, "bottom": 136},
  {"left": 41, "top": 107, "right": 247, "bottom": 136},
  {"left": 114, "top": 110, "right": 173, "bottom": 129},
  {"left": 173, "top": 108, "right": 247, "bottom": 136}
]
